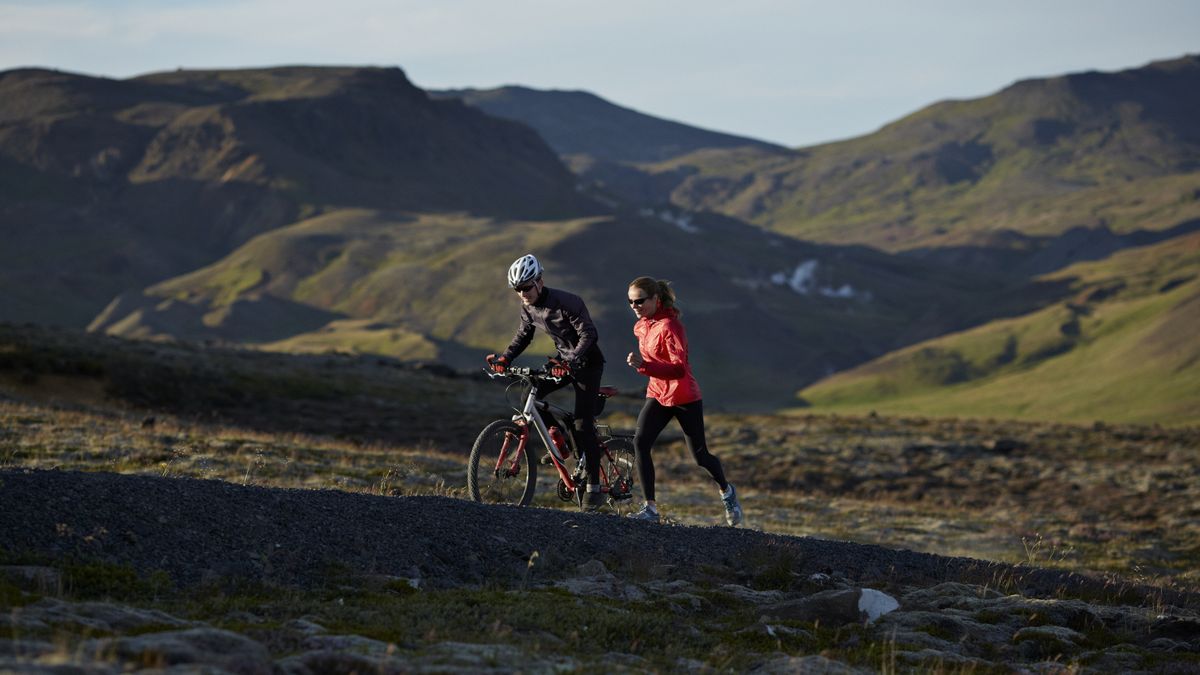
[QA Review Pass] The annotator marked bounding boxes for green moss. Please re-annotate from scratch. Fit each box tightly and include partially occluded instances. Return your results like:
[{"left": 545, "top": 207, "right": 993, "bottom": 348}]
[
  {"left": 916, "top": 621, "right": 962, "bottom": 641},
  {"left": 56, "top": 562, "right": 173, "bottom": 601},
  {"left": 310, "top": 587, "right": 695, "bottom": 662},
  {"left": 0, "top": 577, "right": 32, "bottom": 607},
  {"left": 744, "top": 548, "right": 803, "bottom": 591},
  {"left": 974, "top": 609, "right": 1007, "bottom": 624}
]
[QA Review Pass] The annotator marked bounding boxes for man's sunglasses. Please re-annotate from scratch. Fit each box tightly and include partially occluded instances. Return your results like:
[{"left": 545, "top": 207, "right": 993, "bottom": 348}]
[
  {"left": 513, "top": 282, "right": 537, "bottom": 293},
  {"left": 628, "top": 296, "right": 651, "bottom": 306}
]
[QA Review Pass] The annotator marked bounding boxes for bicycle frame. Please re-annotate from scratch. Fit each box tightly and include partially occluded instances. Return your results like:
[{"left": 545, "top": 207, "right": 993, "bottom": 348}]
[
  {"left": 489, "top": 367, "right": 627, "bottom": 497},
  {"left": 513, "top": 376, "right": 582, "bottom": 489}
]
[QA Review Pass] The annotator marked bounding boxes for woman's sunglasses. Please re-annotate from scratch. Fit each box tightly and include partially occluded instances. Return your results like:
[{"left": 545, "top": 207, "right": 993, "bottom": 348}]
[{"left": 628, "top": 296, "right": 651, "bottom": 306}]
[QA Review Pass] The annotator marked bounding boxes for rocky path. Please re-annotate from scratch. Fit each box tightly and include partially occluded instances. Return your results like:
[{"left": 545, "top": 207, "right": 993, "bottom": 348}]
[
  {"left": 0, "top": 468, "right": 1188, "bottom": 605},
  {"left": 3, "top": 468, "right": 1200, "bottom": 673}
]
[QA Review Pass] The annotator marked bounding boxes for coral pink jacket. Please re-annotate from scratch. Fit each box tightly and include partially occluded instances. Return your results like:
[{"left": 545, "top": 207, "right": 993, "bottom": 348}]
[{"left": 633, "top": 307, "right": 702, "bottom": 406}]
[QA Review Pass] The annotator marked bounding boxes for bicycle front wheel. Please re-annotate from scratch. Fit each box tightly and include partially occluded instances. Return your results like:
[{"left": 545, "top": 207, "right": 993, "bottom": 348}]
[{"left": 467, "top": 419, "right": 537, "bottom": 506}]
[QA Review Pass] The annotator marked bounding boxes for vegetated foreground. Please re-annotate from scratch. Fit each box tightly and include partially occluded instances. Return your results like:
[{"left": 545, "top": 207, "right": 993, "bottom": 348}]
[
  {"left": 2, "top": 397, "right": 1200, "bottom": 672},
  {"left": 2, "top": 465, "right": 1199, "bottom": 674},
  {"left": 2, "top": 323, "right": 1199, "bottom": 671}
]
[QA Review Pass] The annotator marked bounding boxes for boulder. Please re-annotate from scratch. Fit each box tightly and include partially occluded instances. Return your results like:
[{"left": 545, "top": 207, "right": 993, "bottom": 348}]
[
  {"left": 83, "top": 628, "right": 273, "bottom": 675},
  {"left": 901, "top": 582, "right": 1002, "bottom": 611},
  {"left": 1012, "top": 625, "right": 1085, "bottom": 660},
  {"left": 3, "top": 598, "right": 194, "bottom": 634},
  {"left": 717, "top": 583, "right": 786, "bottom": 605},
  {"left": 555, "top": 560, "right": 647, "bottom": 601},
  {"left": 750, "top": 654, "right": 873, "bottom": 674},
  {"left": 0, "top": 639, "right": 55, "bottom": 658},
  {"left": 302, "top": 633, "right": 395, "bottom": 657},
  {"left": 278, "top": 650, "right": 390, "bottom": 675},
  {"left": 764, "top": 588, "right": 899, "bottom": 626}
]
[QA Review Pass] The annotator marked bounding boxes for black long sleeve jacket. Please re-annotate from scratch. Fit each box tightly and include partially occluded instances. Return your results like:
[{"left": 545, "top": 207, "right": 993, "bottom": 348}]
[{"left": 501, "top": 287, "right": 604, "bottom": 368}]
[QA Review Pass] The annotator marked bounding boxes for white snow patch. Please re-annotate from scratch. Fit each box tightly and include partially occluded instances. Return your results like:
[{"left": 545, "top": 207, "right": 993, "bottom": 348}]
[
  {"left": 770, "top": 259, "right": 871, "bottom": 301},
  {"left": 664, "top": 211, "right": 700, "bottom": 233},
  {"left": 641, "top": 207, "right": 700, "bottom": 234},
  {"left": 858, "top": 589, "right": 899, "bottom": 623},
  {"left": 820, "top": 284, "right": 857, "bottom": 299},
  {"left": 772, "top": 260, "right": 820, "bottom": 294}
]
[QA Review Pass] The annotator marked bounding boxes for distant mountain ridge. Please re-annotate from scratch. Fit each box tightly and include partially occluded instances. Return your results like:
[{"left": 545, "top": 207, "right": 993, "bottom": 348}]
[
  {"left": 648, "top": 55, "right": 1200, "bottom": 253},
  {"left": 432, "top": 85, "right": 785, "bottom": 164}
]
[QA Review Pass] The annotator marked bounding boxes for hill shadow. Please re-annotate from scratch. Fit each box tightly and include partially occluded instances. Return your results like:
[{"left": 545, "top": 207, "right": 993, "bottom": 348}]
[{"left": 903, "top": 218, "right": 1200, "bottom": 279}]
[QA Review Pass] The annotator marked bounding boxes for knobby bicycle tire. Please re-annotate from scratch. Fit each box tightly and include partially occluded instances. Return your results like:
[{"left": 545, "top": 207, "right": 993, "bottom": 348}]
[
  {"left": 600, "top": 437, "right": 637, "bottom": 514},
  {"left": 467, "top": 419, "right": 537, "bottom": 506}
]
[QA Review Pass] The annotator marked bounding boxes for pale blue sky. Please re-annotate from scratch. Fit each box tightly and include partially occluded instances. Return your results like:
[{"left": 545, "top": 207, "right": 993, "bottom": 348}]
[{"left": 1, "top": 0, "right": 1196, "bottom": 146}]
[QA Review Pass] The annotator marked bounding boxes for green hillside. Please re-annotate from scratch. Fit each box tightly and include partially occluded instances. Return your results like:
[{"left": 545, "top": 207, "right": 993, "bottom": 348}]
[
  {"left": 650, "top": 55, "right": 1200, "bottom": 255},
  {"left": 89, "top": 206, "right": 1043, "bottom": 409},
  {"left": 6, "top": 60, "right": 1200, "bottom": 422},
  {"left": 797, "top": 232, "right": 1200, "bottom": 425}
]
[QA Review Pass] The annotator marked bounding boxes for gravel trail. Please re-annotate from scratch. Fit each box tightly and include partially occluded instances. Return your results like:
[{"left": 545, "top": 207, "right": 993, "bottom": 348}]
[{"left": 2, "top": 468, "right": 1194, "bottom": 610}]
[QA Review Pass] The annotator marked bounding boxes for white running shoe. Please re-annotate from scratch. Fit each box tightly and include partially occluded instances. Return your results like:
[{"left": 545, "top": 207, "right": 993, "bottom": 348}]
[
  {"left": 721, "top": 484, "right": 743, "bottom": 526},
  {"left": 628, "top": 504, "right": 660, "bottom": 523}
]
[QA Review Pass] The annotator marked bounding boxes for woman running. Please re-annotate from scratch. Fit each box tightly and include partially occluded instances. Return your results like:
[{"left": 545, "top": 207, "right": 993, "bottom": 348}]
[{"left": 624, "top": 276, "right": 742, "bottom": 525}]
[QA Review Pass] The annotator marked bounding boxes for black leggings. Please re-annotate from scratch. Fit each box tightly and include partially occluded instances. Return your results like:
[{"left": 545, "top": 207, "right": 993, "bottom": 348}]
[{"left": 633, "top": 398, "right": 728, "bottom": 502}]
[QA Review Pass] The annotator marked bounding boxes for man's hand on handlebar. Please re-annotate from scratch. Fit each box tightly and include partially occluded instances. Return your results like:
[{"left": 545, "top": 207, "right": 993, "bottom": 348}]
[
  {"left": 548, "top": 357, "right": 572, "bottom": 379},
  {"left": 485, "top": 354, "right": 509, "bottom": 374}
]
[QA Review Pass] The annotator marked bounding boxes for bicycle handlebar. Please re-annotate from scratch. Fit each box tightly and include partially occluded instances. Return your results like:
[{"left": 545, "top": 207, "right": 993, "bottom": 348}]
[{"left": 484, "top": 366, "right": 566, "bottom": 383}]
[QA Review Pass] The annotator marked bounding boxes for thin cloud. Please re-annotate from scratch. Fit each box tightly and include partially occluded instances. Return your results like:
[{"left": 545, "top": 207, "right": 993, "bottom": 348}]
[{"left": 1, "top": 0, "right": 1197, "bottom": 145}]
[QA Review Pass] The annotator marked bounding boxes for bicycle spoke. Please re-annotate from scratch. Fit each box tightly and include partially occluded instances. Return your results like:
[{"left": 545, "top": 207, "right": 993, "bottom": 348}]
[
  {"left": 468, "top": 420, "right": 537, "bottom": 506},
  {"left": 599, "top": 437, "right": 637, "bottom": 515}
]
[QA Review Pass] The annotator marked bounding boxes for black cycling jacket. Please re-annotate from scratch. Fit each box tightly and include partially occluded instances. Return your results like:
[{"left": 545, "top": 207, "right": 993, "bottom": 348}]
[{"left": 501, "top": 287, "right": 604, "bottom": 367}]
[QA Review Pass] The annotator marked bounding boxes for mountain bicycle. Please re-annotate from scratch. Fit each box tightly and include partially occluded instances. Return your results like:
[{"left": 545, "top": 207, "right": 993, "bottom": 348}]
[{"left": 467, "top": 366, "right": 636, "bottom": 513}]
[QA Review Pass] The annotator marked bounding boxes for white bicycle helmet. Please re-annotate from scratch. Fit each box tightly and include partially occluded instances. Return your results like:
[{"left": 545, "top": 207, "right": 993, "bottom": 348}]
[{"left": 507, "top": 254, "right": 543, "bottom": 288}]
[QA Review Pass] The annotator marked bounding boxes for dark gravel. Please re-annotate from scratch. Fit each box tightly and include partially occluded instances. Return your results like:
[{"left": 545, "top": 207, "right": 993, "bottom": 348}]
[{"left": 2, "top": 468, "right": 1195, "bottom": 610}]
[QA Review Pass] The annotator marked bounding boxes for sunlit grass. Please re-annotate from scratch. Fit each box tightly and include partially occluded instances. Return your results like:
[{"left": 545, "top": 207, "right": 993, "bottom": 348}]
[
  {"left": 4, "top": 396, "right": 1197, "bottom": 593},
  {"left": 0, "top": 401, "right": 463, "bottom": 498}
]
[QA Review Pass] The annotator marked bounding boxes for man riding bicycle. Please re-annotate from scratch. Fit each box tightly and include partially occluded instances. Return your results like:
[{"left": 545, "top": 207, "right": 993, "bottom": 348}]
[{"left": 486, "top": 254, "right": 607, "bottom": 512}]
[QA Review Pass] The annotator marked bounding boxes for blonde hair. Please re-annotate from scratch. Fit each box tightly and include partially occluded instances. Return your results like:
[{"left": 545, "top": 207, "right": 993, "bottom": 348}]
[{"left": 629, "top": 276, "right": 679, "bottom": 315}]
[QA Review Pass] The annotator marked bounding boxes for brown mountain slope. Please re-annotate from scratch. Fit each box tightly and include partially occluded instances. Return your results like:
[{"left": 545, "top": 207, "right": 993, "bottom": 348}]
[
  {"left": 88, "top": 207, "right": 1062, "bottom": 409},
  {"left": 0, "top": 66, "right": 590, "bottom": 328}
]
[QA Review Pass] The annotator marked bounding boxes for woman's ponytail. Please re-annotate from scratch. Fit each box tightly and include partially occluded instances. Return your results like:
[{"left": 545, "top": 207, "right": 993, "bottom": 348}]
[{"left": 629, "top": 276, "right": 681, "bottom": 316}]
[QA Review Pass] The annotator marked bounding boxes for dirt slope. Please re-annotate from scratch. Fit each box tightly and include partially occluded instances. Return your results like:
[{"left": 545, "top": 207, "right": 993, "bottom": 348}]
[{"left": 2, "top": 468, "right": 1192, "bottom": 611}]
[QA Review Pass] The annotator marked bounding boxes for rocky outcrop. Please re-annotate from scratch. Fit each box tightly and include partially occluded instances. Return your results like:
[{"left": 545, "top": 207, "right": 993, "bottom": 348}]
[{"left": 3, "top": 573, "right": 1196, "bottom": 674}]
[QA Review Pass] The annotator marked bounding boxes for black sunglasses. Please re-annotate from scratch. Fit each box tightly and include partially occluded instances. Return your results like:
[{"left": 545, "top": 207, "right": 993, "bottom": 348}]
[
  {"left": 628, "top": 296, "right": 651, "bottom": 306},
  {"left": 513, "top": 282, "right": 537, "bottom": 293}
]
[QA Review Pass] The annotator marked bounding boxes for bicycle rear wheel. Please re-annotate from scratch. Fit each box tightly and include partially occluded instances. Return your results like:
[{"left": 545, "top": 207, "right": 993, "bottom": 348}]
[
  {"left": 467, "top": 419, "right": 537, "bottom": 506},
  {"left": 600, "top": 437, "right": 637, "bottom": 515}
]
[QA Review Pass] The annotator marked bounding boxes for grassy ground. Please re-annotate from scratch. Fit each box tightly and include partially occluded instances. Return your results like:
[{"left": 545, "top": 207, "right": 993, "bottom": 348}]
[
  {"left": 4, "top": 399, "right": 1196, "bottom": 595},
  {"left": 798, "top": 232, "right": 1200, "bottom": 426},
  {"left": 3, "top": 392, "right": 1197, "bottom": 672}
]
